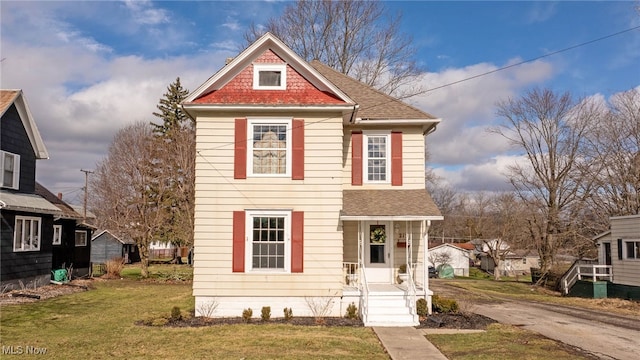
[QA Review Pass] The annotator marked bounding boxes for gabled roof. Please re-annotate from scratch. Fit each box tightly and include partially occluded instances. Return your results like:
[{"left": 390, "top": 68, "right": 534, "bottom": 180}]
[
  {"left": 0, "top": 89, "right": 49, "bottom": 159},
  {"left": 183, "top": 33, "right": 354, "bottom": 108},
  {"left": 34, "top": 182, "right": 83, "bottom": 220},
  {"left": 311, "top": 61, "right": 440, "bottom": 129},
  {"left": 340, "top": 189, "right": 442, "bottom": 220},
  {"left": 92, "top": 229, "right": 135, "bottom": 245},
  {"left": 429, "top": 243, "right": 471, "bottom": 252}
]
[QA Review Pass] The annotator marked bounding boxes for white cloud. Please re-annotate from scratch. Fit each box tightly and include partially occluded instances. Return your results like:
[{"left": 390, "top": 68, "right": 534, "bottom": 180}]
[
  {"left": 526, "top": 2, "right": 557, "bottom": 24},
  {"left": 123, "top": 0, "right": 169, "bottom": 25}
]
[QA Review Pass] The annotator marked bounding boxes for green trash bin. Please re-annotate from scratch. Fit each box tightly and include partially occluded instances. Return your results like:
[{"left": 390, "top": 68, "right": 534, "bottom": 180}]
[{"left": 52, "top": 269, "right": 67, "bottom": 282}]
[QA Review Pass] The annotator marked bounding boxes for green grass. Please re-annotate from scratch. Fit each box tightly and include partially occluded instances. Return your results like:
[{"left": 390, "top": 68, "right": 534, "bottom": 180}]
[
  {"left": 120, "top": 264, "right": 193, "bottom": 281},
  {"left": 0, "top": 279, "right": 386, "bottom": 359},
  {"left": 427, "top": 323, "right": 593, "bottom": 360}
]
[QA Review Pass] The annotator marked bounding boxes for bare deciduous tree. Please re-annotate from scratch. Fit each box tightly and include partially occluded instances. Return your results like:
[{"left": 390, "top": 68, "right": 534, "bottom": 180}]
[
  {"left": 583, "top": 88, "right": 640, "bottom": 225},
  {"left": 245, "top": 0, "right": 424, "bottom": 98},
  {"left": 89, "top": 122, "right": 170, "bottom": 278},
  {"left": 492, "top": 88, "right": 598, "bottom": 274}
]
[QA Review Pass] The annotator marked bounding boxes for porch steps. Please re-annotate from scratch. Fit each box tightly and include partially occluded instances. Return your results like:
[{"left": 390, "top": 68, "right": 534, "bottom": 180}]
[{"left": 365, "top": 289, "right": 418, "bottom": 327}]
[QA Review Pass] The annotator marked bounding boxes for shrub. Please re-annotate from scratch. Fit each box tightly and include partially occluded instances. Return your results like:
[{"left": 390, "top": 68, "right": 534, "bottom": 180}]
[
  {"left": 283, "top": 307, "right": 293, "bottom": 321},
  {"left": 104, "top": 257, "right": 125, "bottom": 278},
  {"left": 170, "top": 306, "right": 182, "bottom": 321},
  {"left": 345, "top": 302, "right": 358, "bottom": 319},
  {"left": 432, "top": 295, "right": 459, "bottom": 313},
  {"left": 261, "top": 306, "right": 271, "bottom": 321},
  {"left": 416, "top": 298, "right": 428, "bottom": 317},
  {"left": 242, "top": 308, "right": 253, "bottom": 323}
]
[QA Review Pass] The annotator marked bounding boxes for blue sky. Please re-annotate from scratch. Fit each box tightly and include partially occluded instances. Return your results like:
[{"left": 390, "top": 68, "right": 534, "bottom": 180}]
[{"left": 1, "top": 1, "right": 639, "bottom": 204}]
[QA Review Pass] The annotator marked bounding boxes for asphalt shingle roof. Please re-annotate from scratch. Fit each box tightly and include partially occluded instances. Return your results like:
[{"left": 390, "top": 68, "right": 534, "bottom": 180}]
[{"left": 342, "top": 189, "right": 441, "bottom": 217}]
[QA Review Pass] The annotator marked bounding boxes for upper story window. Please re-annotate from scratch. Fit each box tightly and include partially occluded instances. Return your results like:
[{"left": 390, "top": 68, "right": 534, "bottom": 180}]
[
  {"left": 13, "top": 216, "right": 40, "bottom": 252},
  {"left": 248, "top": 119, "right": 291, "bottom": 176},
  {"left": 75, "top": 230, "right": 87, "bottom": 247},
  {"left": 53, "top": 225, "right": 62, "bottom": 245},
  {"left": 364, "top": 133, "right": 390, "bottom": 183},
  {"left": 253, "top": 64, "right": 287, "bottom": 90},
  {"left": 1, "top": 150, "right": 20, "bottom": 189}
]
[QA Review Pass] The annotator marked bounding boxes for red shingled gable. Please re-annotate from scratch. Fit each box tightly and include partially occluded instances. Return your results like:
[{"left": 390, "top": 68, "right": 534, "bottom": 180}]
[{"left": 193, "top": 50, "right": 344, "bottom": 105}]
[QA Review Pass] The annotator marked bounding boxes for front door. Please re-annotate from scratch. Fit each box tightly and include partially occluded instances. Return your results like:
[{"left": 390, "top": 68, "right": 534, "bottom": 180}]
[{"left": 364, "top": 222, "right": 392, "bottom": 283}]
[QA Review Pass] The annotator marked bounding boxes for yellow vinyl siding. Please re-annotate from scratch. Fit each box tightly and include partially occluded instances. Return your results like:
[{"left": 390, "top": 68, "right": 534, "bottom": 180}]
[
  {"left": 193, "top": 113, "right": 345, "bottom": 297},
  {"left": 342, "top": 126, "right": 427, "bottom": 189},
  {"left": 610, "top": 216, "right": 640, "bottom": 287}
]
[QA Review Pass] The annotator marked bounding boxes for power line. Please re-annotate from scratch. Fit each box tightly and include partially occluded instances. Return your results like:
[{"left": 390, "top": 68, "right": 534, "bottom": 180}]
[{"left": 195, "top": 24, "right": 640, "bottom": 155}]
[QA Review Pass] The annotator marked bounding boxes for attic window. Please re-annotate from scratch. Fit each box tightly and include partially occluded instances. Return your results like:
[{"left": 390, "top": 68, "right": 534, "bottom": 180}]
[{"left": 253, "top": 64, "right": 286, "bottom": 90}]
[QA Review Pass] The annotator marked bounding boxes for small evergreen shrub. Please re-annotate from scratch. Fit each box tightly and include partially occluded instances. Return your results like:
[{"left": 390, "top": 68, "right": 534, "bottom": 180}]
[
  {"left": 345, "top": 302, "right": 358, "bottom": 319},
  {"left": 416, "top": 298, "right": 428, "bottom": 317},
  {"left": 432, "top": 295, "right": 459, "bottom": 313},
  {"left": 261, "top": 306, "right": 271, "bottom": 321},
  {"left": 170, "top": 306, "right": 182, "bottom": 321},
  {"left": 242, "top": 308, "right": 253, "bottom": 323},
  {"left": 283, "top": 307, "right": 293, "bottom": 321}
]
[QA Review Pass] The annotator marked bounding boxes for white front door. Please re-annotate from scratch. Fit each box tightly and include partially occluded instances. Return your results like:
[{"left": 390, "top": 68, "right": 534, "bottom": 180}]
[{"left": 364, "top": 222, "right": 393, "bottom": 283}]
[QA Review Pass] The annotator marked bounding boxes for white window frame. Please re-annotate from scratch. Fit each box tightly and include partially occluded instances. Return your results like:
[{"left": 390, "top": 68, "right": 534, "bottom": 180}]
[
  {"left": 247, "top": 118, "right": 292, "bottom": 177},
  {"left": 253, "top": 64, "right": 287, "bottom": 90},
  {"left": 75, "top": 230, "right": 87, "bottom": 247},
  {"left": 1, "top": 150, "right": 20, "bottom": 189},
  {"left": 53, "top": 225, "right": 62, "bottom": 245},
  {"left": 13, "top": 216, "right": 41, "bottom": 252},
  {"left": 363, "top": 131, "right": 391, "bottom": 184},
  {"left": 625, "top": 240, "right": 640, "bottom": 260},
  {"left": 245, "top": 210, "right": 291, "bottom": 273}
]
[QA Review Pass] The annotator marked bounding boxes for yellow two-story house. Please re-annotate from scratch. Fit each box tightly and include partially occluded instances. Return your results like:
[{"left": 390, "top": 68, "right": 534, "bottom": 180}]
[{"left": 183, "top": 33, "right": 443, "bottom": 326}]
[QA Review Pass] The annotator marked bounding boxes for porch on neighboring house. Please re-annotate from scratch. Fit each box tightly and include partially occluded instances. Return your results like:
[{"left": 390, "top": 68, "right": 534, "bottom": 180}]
[{"left": 340, "top": 189, "right": 442, "bottom": 326}]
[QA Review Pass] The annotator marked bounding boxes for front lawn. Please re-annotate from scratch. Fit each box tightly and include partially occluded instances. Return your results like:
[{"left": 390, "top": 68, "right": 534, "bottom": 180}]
[{"left": 0, "top": 278, "right": 386, "bottom": 359}]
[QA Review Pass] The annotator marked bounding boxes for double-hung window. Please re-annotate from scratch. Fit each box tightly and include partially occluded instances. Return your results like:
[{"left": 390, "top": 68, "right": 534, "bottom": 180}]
[
  {"left": 13, "top": 216, "right": 41, "bottom": 251},
  {"left": 248, "top": 119, "right": 291, "bottom": 176},
  {"left": 53, "top": 225, "right": 62, "bottom": 245},
  {"left": 626, "top": 241, "right": 640, "bottom": 259},
  {"left": 1, "top": 150, "right": 20, "bottom": 189},
  {"left": 246, "top": 210, "right": 290, "bottom": 272},
  {"left": 364, "top": 133, "right": 390, "bottom": 183},
  {"left": 75, "top": 230, "right": 87, "bottom": 246},
  {"left": 253, "top": 64, "right": 287, "bottom": 90}
]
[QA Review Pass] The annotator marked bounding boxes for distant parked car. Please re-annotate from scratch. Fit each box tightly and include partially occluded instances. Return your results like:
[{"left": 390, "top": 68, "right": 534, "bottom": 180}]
[{"left": 428, "top": 266, "right": 438, "bottom": 278}]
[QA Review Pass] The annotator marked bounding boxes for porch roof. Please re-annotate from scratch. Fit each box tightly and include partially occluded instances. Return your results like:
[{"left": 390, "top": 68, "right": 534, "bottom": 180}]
[{"left": 340, "top": 189, "right": 443, "bottom": 221}]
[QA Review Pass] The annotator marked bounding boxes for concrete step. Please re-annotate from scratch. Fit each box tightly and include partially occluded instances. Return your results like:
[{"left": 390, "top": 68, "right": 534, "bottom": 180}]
[{"left": 365, "top": 313, "right": 418, "bottom": 327}]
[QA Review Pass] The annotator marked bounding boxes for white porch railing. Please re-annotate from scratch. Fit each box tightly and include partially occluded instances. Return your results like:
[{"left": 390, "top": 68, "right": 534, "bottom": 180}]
[
  {"left": 405, "top": 263, "right": 417, "bottom": 320},
  {"left": 560, "top": 263, "right": 613, "bottom": 295},
  {"left": 343, "top": 262, "right": 359, "bottom": 286}
]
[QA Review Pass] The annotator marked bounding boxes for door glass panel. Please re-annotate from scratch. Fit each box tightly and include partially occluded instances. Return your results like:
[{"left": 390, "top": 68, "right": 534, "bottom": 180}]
[{"left": 369, "top": 224, "right": 386, "bottom": 264}]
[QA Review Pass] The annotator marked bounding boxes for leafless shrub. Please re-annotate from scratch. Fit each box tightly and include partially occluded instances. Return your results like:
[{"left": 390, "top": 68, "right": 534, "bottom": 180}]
[
  {"left": 105, "top": 258, "right": 125, "bottom": 278},
  {"left": 197, "top": 299, "right": 220, "bottom": 318},
  {"left": 305, "top": 296, "right": 335, "bottom": 325}
]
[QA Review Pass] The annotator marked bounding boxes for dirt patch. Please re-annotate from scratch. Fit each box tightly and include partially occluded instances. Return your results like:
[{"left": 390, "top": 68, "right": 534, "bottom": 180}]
[
  {"left": 0, "top": 279, "right": 94, "bottom": 305},
  {"left": 417, "top": 312, "right": 497, "bottom": 329}
]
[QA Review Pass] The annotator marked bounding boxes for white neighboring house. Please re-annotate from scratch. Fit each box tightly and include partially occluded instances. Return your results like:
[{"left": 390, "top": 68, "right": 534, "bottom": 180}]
[
  {"left": 595, "top": 215, "right": 640, "bottom": 289},
  {"left": 182, "top": 33, "right": 443, "bottom": 326},
  {"left": 428, "top": 243, "right": 470, "bottom": 276},
  {"left": 149, "top": 241, "right": 176, "bottom": 259}
]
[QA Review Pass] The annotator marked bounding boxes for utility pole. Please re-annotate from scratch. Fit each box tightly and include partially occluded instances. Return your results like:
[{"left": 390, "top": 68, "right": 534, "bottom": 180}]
[{"left": 80, "top": 169, "right": 93, "bottom": 220}]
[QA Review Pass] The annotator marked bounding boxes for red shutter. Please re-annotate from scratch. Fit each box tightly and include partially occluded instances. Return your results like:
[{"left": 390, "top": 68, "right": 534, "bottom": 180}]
[
  {"left": 391, "top": 131, "right": 403, "bottom": 186},
  {"left": 291, "top": 211, "right": 304, "bottom": 273},
  {"left": 352, "top": 132, "right": 363, "bottom": 186},
  {"left": 292, "top": 119, "right": 305, "bottom": 180},
  {"left": 232, "top": 211, "right": 245, "bottom": 272},
  {"left": 234, "top": 118, "right": 247, "bottom": 179}
]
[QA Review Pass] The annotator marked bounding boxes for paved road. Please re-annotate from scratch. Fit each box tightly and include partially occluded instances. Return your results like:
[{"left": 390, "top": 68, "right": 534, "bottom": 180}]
[{"left": 431, "top": 281, "right": 640, "bottom": 360}]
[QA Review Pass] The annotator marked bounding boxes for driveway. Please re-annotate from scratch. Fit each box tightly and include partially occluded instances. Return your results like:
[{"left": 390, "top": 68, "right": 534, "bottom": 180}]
[{"left": 431, "top": 281, "right": 640, "bottom": 360}]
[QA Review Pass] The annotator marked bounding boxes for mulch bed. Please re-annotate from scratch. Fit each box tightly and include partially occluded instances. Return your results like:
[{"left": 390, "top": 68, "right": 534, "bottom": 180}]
[
  {"left": 417, "top": 312, "right": 497, "bottom": 329},
  {"left": 0, "top": 279, "right": 94, "bottom": 305}
]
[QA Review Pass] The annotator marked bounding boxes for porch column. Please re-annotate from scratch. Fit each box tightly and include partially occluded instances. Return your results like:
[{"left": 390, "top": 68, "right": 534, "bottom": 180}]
[{"left": 423, "top": 220, "right": 431, "bottom": 298}]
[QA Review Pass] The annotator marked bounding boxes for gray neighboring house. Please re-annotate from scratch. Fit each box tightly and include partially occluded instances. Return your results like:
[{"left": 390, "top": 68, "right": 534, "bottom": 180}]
[{"left": 91, "top": 230, "right": 139, "bottom": 264}]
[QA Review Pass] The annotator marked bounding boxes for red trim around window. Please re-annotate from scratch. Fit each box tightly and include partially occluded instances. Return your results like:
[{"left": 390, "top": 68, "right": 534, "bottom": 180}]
[
  {"left": 234, "top": 118, "right": 247, "bottom": 179},
  {"left": 292, "top": 119, "right": 305, "bottom": 180},
  {"left": 391, "top": 131, "right": 403, "bottom": 186},
  {"left": 352, "top": 132, "right": 363, "bottom": 186},
  {"left": 232, "top": 211, "right": 246, "bottom": 272}
]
